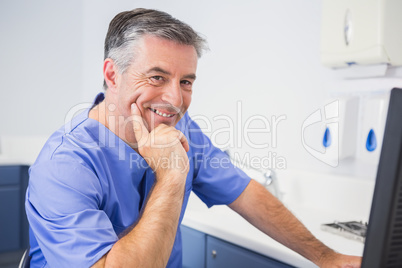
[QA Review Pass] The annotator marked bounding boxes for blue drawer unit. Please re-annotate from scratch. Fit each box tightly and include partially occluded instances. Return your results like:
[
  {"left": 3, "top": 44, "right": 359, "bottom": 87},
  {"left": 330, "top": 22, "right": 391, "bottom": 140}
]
[
  {"left": 206, "top": 236, "right": 294, "bottom": 268},
  {"left": 181, "top": 225, "right": 295, "bottom": 268},
  {"left": 181, "top": 225, "right": 206, "bottom": 268},
  {"left": 0, "top": 165, "right": 29, "bottom": 253}
]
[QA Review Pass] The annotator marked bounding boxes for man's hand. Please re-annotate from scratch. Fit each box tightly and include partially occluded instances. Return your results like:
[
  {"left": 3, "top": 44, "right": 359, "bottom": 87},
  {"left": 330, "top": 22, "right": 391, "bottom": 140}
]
[
  {"left": 318, "top": 252, "right": 362, "bottom": 268},
  {"left": 131, "top": 103, "right": 190, "bottom": 182}
]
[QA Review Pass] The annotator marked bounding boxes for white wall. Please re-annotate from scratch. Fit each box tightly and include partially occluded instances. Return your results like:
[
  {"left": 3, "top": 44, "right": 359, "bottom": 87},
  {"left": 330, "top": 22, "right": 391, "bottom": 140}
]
[
  {"left": 0, "top": 0, "right": 83, "bottom": 162},
  {"left": 1, "top": 0, "right": 401, "bottom": 176},
  {"left": 0, "top": 0, "right": 83, "bottom": 136}
]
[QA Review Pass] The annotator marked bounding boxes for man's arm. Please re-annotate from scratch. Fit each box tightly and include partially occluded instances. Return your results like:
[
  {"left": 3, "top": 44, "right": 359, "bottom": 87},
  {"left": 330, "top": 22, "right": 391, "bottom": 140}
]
[
  {"left": 92, "top": 104, "right": 190, "bottom": 267},
  {"left": 93, "top": 177, "right": 186, "bottom": 267},
  {"left": 229, "top": 179, "right": 362, "bottom": 268}
]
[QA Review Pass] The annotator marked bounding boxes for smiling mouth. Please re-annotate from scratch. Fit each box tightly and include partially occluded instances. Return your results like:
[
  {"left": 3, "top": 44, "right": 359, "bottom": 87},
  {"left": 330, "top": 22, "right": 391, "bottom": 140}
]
[{"left": 149, "top": 107, "right": 176, "bottom": 118}]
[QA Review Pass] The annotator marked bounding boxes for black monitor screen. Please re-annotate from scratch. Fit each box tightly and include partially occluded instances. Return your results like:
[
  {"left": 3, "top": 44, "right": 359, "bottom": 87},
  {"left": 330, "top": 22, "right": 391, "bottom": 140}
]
[{"left": 362, "top": 88, "right": 402, "bottom": 268}]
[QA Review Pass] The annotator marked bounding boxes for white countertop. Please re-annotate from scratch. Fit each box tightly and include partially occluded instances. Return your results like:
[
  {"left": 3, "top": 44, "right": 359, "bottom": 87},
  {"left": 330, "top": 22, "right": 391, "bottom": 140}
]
[{"left": 182, "top": 169, "right": 374, "bottom": 267}]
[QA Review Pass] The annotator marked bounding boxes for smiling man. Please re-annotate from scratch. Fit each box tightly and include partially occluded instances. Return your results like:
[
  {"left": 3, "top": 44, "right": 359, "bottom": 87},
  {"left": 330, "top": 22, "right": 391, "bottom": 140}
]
[{"left": 25, "top": 8, "right": 361, "bottom": 268}]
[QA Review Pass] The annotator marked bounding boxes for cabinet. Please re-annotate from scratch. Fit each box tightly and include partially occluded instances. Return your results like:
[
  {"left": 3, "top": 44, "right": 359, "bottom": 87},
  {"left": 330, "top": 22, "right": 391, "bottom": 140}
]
[
  {"left": 181, "top": 225, "right": 206, "bottom": 268},
  {"left": 0, "top": 165, "right": 29, "bottom": 252},
  {"left": 181, "top": 225, "right": 294, "bottom": 268}
]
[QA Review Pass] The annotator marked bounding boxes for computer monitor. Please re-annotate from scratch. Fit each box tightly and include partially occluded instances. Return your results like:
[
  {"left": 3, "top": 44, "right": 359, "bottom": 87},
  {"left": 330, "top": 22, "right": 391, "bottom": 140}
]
[{"left": 362, "top": 88, "right": 402, "bottom": 268}]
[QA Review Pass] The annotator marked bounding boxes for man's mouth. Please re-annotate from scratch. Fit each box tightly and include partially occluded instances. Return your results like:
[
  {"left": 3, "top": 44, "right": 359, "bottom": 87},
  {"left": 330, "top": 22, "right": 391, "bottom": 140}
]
[{"left": 149, "top": 107, "right": 176, "bottom": 118}]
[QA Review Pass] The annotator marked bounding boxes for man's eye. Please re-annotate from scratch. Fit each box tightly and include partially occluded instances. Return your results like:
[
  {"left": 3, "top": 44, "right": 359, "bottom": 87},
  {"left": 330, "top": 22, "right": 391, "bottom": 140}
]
[
  {"left": 181, "top": 80, "right": 192, "bottom": 86},
  {"left": 151, "top": 76, "right": 164, "bottom": 81}
]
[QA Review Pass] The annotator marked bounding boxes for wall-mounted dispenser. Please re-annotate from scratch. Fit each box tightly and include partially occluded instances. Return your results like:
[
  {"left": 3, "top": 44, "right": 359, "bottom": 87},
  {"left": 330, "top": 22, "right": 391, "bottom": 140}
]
[
  {"left": 359, "top": 94, "right": 390, "bottom": 164},
  {"left": 320, "top": 0, "right": 402, "bottom": 68},
  {"left": 302, "top": 96, "right": 359, "bottom": 167}
]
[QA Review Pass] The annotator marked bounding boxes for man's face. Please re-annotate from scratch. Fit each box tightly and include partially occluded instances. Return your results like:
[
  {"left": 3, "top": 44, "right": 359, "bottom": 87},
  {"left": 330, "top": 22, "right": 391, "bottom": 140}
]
[{"left": 112, "top": 35, "right": 198, "bottom": 132}]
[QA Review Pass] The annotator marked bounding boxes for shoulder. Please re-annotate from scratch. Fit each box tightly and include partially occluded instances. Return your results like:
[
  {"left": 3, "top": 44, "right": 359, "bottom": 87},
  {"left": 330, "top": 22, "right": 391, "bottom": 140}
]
[{"left": 31, "top": 112, "right": 107, "bottom": 179}]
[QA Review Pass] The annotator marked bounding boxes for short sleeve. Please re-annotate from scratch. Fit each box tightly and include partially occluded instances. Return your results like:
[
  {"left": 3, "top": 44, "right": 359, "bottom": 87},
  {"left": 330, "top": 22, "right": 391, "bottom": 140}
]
[
  {"left": 184, "top": 116, "right": 251, "bottom": 208},
  {"left": 26, "top": 161, "right": 118, "bottom": 267}
]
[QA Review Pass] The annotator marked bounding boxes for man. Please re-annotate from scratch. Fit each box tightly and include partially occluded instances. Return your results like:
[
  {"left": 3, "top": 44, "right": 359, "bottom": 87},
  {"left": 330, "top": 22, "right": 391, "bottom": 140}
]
[{"left": 26, "top": 8, "right": 361, "bottom": 267}]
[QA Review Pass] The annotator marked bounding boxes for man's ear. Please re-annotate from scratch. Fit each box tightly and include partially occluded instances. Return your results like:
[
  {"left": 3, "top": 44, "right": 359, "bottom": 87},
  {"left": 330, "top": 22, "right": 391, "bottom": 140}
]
[{"left": 103, "top": 58, "right": 119, "bottom": 93}]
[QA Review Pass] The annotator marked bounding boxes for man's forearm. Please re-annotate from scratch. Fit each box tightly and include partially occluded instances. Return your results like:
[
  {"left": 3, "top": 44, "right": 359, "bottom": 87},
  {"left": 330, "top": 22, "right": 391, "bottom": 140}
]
[
  {"left": 229, "top": 179, "right": 335, "bottom": 266},
  {"left": 93, "top": 178, "right": 186, "bottom": 267}
]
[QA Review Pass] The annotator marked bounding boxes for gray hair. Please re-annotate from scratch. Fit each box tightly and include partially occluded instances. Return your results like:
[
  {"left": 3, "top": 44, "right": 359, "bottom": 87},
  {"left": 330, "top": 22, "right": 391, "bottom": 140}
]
[{"left": 103, "top": 8, "right": 208, "bottom": 89}]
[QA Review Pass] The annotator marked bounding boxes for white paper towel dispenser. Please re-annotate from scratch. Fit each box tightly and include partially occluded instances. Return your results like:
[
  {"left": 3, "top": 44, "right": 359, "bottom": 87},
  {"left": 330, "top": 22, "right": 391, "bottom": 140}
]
[{"left": 320, "top": 0, "right": 402, "bottom": 68}]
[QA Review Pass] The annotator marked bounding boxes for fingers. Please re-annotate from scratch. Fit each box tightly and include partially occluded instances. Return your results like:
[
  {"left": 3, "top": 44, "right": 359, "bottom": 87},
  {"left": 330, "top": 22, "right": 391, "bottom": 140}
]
[
  {"left": 131, "top": 103, "right": 149, "bottom": 147},
  {"left": 178, "top": 131, "right": 190, "bottom": 152},
  {"left": 154, "top": 125, "right": 189, "bottom": 152}
]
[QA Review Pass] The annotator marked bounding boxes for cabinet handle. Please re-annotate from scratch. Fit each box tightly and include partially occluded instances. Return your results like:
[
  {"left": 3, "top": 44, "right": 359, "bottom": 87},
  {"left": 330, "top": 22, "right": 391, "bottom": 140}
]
[{"left": 211, "top": 250, "right": 217, "bottom": 258}]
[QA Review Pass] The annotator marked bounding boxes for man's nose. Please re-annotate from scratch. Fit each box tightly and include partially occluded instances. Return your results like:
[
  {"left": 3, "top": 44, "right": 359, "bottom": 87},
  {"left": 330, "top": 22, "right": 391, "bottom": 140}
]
[{"left": 161, "top": 81, "right": 183, "bottom": 108}]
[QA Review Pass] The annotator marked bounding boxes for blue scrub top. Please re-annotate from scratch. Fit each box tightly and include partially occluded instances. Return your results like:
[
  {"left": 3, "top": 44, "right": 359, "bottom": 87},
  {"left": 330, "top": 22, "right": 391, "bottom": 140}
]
[{"left": 26, "top": 93, "right": 251, "bottom": 267}]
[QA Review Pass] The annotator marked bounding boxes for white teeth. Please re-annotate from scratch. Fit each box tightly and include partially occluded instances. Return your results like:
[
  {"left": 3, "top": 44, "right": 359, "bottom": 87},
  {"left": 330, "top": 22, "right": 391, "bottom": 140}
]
[{"left": 150, "top": 108, "right": 174, "bottom": 118}]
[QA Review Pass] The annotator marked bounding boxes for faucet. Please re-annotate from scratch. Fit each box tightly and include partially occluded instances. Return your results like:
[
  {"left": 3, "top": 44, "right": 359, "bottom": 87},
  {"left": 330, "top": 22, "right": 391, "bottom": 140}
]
[
  {"left": 224, "top": 150, "right": 282, "bottom": 201},
  {"left": 262, "top": 169, "right": 282, "bottom": 201}
]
